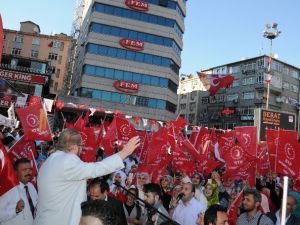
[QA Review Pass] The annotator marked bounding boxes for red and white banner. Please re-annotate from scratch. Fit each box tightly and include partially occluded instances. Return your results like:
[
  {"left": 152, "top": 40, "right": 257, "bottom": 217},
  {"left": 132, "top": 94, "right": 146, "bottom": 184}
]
[
  {"left": 125, "top": 0, "right": 149, "bottom": 12},
  {"left": 197, "top": 72, "right": 234, "bottom": 96}
]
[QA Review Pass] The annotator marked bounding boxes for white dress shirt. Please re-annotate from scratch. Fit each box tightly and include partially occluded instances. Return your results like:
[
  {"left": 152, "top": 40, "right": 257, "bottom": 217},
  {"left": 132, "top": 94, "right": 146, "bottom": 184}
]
[
  {"left": 33, "top": 150, "right": 124, "bottom": 225},
  {"left": 0, "top": 182, "right": 37, "bottom": 225},
  {"left": 275, "top": 210, "right": 291, "bottom": 225},
  {"left": 172, "top": 197, "right": 206, "bottom": 225}
]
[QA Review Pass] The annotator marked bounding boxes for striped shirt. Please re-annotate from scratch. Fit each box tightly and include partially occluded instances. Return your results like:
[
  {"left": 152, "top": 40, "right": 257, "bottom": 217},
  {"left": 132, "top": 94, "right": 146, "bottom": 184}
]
[{"left": 237, "top": 211, "right": 274, "bottom": 225}]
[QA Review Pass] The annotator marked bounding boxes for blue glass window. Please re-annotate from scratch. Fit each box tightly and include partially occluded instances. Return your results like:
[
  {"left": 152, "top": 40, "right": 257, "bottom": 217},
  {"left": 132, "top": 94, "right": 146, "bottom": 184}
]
[
  {"left": 126, "top": 51, "right": 135, "bottom": 60},
  {"left": 111, "top": 93, "right": 121, "bottom": 102},
  {"left": 151, "top": 77, "right": 159, "bottom": 86},
  {"left": 87, "top": 43, "right": 98, "bottom": 54},
  {"left": 115, "top": 70, "right": 123, "bottom": 80},
  {"left": 142, "top": 75, "right": 151, "bottom": 84},
  {"left": 105, "top": 68, "right": 114, "bottom": 78},
  {"left": 95, "top": 67, "right": 105, "bottom": 77},
  {"left": 132, "top": 73, "right": 142, "bottom": 83},
  {"left": 102, "top": 91, "right": 111, "bottom": 101},
  {"left": 84, "top": 65, "right": 95, "bottom": 74},
  {"left": 117, "top": 49, "right": 126, "bottom": 58},
  {"left": 124, "top": 71, "right": 133, "bottom": 81},
  {"left": 93, "top": 3, "right": 183, "bottom": 38},
  {"left": 107, "top": 47, "right": 117, "bottom": 57},
  {"left": 149, "top": 99, "right": 157, "bottom": 108}
]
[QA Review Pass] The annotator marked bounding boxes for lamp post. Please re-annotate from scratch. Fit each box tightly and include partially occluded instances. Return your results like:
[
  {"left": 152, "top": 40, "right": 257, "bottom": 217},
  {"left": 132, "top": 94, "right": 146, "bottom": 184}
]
[{"left": 263, "top": 23, "right": 281, "bottom": 110}]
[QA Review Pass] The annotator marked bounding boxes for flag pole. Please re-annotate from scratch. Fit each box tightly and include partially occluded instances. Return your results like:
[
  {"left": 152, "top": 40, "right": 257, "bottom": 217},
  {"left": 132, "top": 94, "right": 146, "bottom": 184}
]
[{"left": 280, "top": 176, "right": 288, "bottom": 225}]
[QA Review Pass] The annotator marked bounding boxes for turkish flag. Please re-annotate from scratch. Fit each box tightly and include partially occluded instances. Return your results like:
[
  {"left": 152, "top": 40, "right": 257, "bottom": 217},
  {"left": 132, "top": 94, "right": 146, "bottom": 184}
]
[
  {"left": 55, "top": 100, "right": 64, "bottom": 109},
  {"left": 275, "top": 130, "right": 300, "bottom": 177},
  {"left": 197, "top": 72, "right": 234, "bottom": 96},
  {"left": 9, "top": 136, "right": 38, "bottom": 177},
  {"left": 28, "top": 95, "right": 41, "bottom": 106},
  {"left": 16, "top": 102, "right": 52, "bottom": 141},
  {"left": 100, "top": 118, "right": 118, "bottom": 156},
  {"left": 0, "top": 141, "right": 19, "bottom": 196},
  {"left": 80, "top": 127, "right": 98, "bottom": 162},
  {"left": 197, "top": 155, "right": 221, "bottom": 175},
  {"left": 135, "top": 130, "right": 149, "bottom": 164}
]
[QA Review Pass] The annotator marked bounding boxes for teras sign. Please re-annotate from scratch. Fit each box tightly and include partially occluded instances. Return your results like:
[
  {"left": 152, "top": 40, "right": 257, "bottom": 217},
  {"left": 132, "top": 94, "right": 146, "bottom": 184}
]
[
  {"left": 114, "top": 80, "right": 139, "bottom": 93},
  {"left": 120, "top": 38, "right": 144, "bottom": 51},
  {"left": 125, "top": 0, "right": 149, "bottom": 11}
]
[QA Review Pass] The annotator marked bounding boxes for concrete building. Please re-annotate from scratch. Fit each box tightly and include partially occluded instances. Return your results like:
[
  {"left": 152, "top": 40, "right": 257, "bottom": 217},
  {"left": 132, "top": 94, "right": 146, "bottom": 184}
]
[
  {"left": 69, "top": 0, "right": 187, "bottom": 122},
  {"left": 178, "top": 55, "right": 300, "bottom": 129},
  {"left": 2, "top": 21, "right": 74, "bottom": 96}
]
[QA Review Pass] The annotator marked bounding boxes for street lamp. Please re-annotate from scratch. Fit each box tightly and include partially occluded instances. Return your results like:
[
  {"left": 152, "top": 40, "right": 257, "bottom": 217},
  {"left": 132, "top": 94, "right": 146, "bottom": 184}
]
[{"left": 263, "top": 23, "right": 281, "bottom": 110}]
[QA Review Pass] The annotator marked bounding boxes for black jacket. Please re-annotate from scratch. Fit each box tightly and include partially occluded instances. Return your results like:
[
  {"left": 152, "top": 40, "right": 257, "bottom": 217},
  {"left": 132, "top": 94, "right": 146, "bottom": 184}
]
[
  {"left": 267, "top": 212, "right": 300, "bottom": 225},
  {"left": 107, "top": 196, "right": 128, "bottom": 225}
]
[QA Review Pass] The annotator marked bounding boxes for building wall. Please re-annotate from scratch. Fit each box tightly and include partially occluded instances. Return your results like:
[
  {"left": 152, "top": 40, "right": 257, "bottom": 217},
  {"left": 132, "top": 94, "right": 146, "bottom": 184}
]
[
  {"left": 3, "top": 22, "right": 74, "bottom": 96},
  {"left": 178, "top": 56, "right": 300, "bottom": 130},
  {"left": 71, "top": 0, "right": 187, "bottom": 122}
]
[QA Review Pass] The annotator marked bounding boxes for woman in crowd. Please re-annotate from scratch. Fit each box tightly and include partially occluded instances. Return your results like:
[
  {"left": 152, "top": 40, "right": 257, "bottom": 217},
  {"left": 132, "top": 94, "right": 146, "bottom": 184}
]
[
  {"left": 160, "top": 175, "right": 173, "bottom": 211},
  {"left": 191, "top": 172, "right": 207, "bottom": 208}
]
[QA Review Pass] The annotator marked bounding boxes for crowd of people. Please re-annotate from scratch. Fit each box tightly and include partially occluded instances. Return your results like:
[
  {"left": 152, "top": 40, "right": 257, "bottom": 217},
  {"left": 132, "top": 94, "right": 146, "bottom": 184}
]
[{"left": 1, "top": 126, "right": 300, "bottom": 225}]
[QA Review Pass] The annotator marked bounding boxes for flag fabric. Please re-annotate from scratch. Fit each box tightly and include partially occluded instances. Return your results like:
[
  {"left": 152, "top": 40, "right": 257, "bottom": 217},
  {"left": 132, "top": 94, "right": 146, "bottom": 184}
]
[
  {"left": 227, "top": 188, "right": 244, "bottom": 225},
  {"left": 100, "top": 118, "right": 118, "bottom": 156},
  {"left": 288, "top": 97, "right": 300, "bottom": 109},
  {"left": 0, "top": 141, "right": 19, "bottom": 196},
  {"left": 74, "top": 112, "right": 90, "bottom": 131},
  {"left": 80, "top": 127, "right": 98, "bottom": 162},
  {"left": 28, "top": 95, "right": 41, "bottom": 106},
  {"left": 275, "top": 130, "right": 300, "bottom": 177},
  {"left": 197, "top": 72, "right": 234, "bottom": 96},
  {"left": 257, "top": 142, "right": 271, "bottom": 176},
  {"left": 193, "top": 127, "right": 210, "bottom": 154},
  {"left": 16, "top": 102, "right": 52, "bottom": 141},
  {"left": 234, "top": 126, "right": 257, "bottom": 157},
  {"left": 9, "top": 137, "right": 38, "bottom": 177},
  {"left": 43, "top": 98, "right": 54, "bottom": 112}
]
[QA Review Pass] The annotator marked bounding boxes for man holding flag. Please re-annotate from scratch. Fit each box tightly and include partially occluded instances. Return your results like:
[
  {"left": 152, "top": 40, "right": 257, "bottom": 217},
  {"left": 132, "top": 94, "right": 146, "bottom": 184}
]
[{"left": 34, "top": 128, "right": 140, "bottom": 225}]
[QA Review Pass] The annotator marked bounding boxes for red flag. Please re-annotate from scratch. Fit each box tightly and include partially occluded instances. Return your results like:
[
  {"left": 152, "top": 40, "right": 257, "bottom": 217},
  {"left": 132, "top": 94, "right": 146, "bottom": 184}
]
[
  {"left": 227, "top": 189, "right": 244, "bottom": 225},
  {"left": 136, "top": 130, "right": 149, "bottom": 164},
  {"left": 101, "top": 116, "right": 137, "bottom": 156},
  {"left": 194, "top": 127, "right": 210, "bottom": 154},
  {"left": 0, "top": 141, "right": 19, "bottom": 196},
  {"left": 257, "top": 142, "right": 271, "bottom": 176},
  {"left": 0, "top": 15, "right": 3, "bottom": 63},
  {"left": 9, "top": 137, "right": 38, "bottom": 177},
  {"left": 28, "top": 95, "right": 41, "bottom": 106},
  {"left": 197, "top": 155, "right": 221, "bottom": 175},
  {"left": 74, "top": 112, "right": 89, "bottom": 131},
  {"left": 234, "top": 126, "right": 257, "bottom": 157},
  {"left": 275, "top": 130, "right": 300, "bottom": 177},
  {"left": 80, "top": 127, "right": 98, "bottom": 162},
  {"left": 134, "top": 116, "right": 140, "bottom": 125},
  {"left": 197, "top": 72, "right": 234, "bottom": 96},
  {"left": 16, "top": 102, "right": 52, "bottom": 141}
]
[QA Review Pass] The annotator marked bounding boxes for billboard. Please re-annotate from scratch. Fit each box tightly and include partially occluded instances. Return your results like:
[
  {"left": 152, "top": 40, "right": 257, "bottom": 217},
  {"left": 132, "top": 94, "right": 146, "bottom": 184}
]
[{"left": 254, "top": 108, "right": 297, "bottom": 141}]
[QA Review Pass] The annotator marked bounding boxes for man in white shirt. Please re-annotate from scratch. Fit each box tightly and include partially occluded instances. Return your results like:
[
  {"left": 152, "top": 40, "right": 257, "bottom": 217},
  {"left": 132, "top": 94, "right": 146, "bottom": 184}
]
[
  {"left": 0, "top": 158, "right": 38, "bottom": 225},
  {"left": 172, "top": 182, "right": 206, "bottom": 225},
  {"left": 33, "top": 128, "right": 140, "bottom": 225}
]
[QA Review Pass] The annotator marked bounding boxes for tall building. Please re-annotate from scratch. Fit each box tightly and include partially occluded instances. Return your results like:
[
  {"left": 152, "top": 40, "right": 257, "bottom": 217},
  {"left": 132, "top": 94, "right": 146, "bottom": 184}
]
[
  {"left": 2, "top": 21, "right": 74, "bottom": 97},
  {"left": 70, "top": 0, "right": 187, "bottom": 122},
  {"left": 178, "top": 55, "right": 300, "bottom": 129}
]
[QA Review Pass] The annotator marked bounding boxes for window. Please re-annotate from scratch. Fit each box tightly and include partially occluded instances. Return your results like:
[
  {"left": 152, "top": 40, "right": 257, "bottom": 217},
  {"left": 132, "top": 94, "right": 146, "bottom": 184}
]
[
  {"left": 13, "top": 35, "right": 23, "bottom": 43},
  {"left": 256, "top": 72, "right": 264, "bottom": 84},
  {"left": 56, "top": 69, "right": 60, "bottom": 78},
  {"left": 58, "top": 56, "right": 62, "bottom": 64},
  {"left": 54, "top": 82, "right": 58, "bottom": 91},
  {"left": 242, "top": 77, "right": 255, "bottom": 85},
  {"left": 93, "top": 3, "right": 183, "bottom": 38},
  {"left": 48, "top": 53, "right": 58, "bottom": 60},
  {"left": 12, "top": 48, "right": 21, "bottom": 55},
  {"left": 189, "top": 102, "right": 196, "bottom": 111},
  {"left": 290, "top": 84, "right": 298, "bottom": 93},
  {"left": 188, "top": 114, "right": 195, "bottom": 123},
  {"left": 283, "top": 82, "right": 290, "bottom": 90},
  {"left": 180, "top": 104, "right": 186, "bottom": 110},
  {"left": 32, "top": 38, "right": 40, "bottom": 45},
  {"left": 60, "top": 42, "right": 65, "bottom": 51},
  {"left": 31, "top": 50, "right": 39, "bottom": 58},
  {"left": 53, "top": 41, "right": 61, "bottom": 48},
  {"left": 227, "top": 94, "right": 239, "bottom": 101},
  {"left": 243, "top": 92, "right": 255, "bottom": 100}
]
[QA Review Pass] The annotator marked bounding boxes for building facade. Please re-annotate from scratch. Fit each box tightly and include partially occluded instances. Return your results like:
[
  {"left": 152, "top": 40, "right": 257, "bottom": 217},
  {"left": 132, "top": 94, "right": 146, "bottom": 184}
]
[
  {"left": 178, "top": 55, "right": 300, "bottom": 130},
  {"left": 70, "top": 0, "right": 187, "bottom": 122},
  {"left": 2, "top": 21, "right": 74, "bottom": 96}
]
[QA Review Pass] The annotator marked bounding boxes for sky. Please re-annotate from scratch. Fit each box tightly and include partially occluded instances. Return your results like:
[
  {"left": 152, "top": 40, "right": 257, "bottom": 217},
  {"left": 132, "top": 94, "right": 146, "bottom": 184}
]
[{"left": 1, "top": 0, "right": 300, "bottom": 75}]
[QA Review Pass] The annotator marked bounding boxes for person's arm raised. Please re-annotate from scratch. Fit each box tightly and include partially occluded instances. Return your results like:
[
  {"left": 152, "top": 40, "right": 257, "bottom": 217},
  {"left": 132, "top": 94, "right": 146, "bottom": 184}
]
[{"left": 118, "top": 136, "right": 140, "bottom": 160}]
